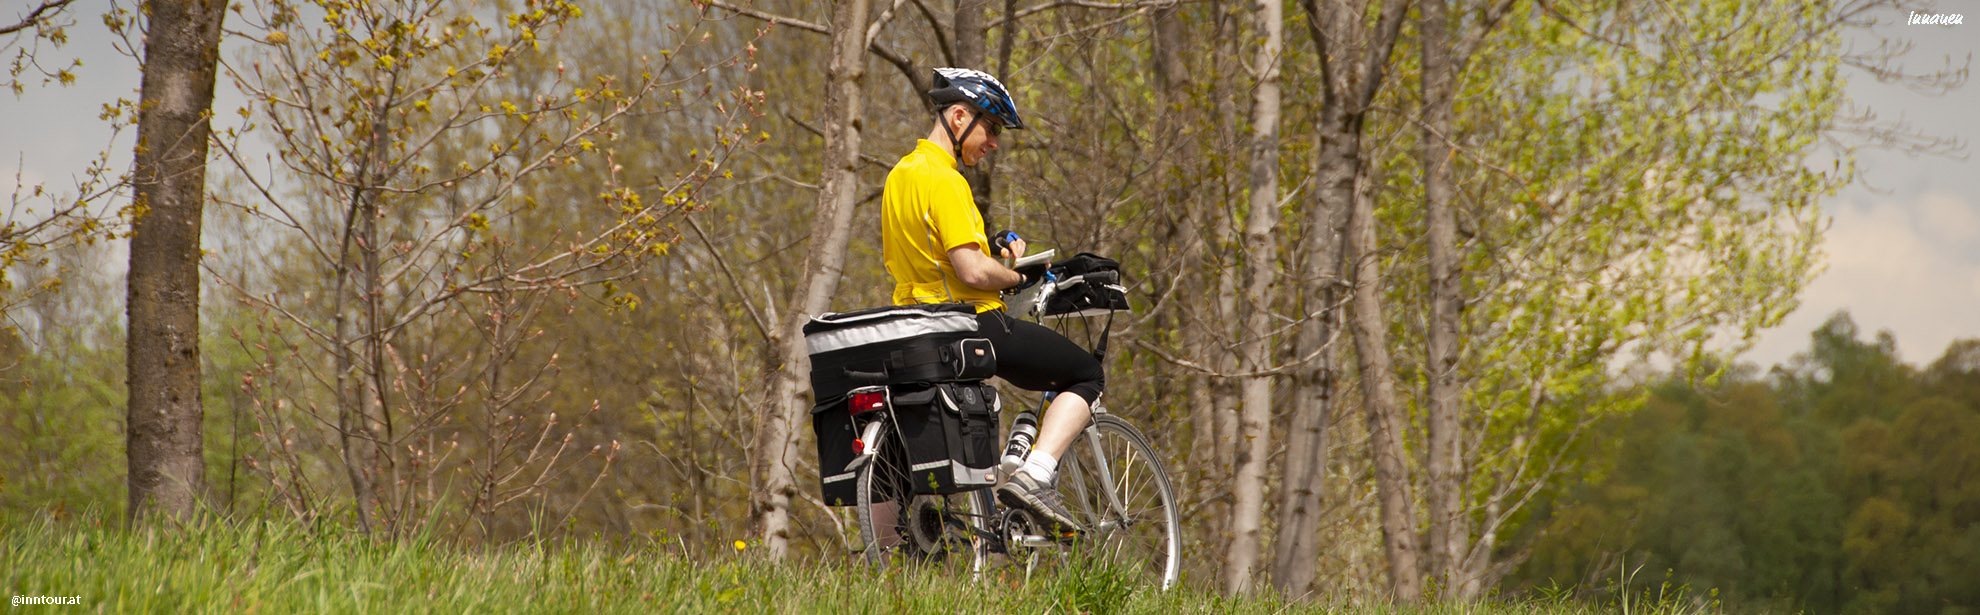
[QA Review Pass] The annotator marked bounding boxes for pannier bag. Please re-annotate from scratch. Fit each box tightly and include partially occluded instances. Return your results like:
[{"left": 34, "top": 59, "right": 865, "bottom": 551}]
[
  {"left": 805, "top": 303, "right": 1000, "bottom": 505},
  {"left": 803, "top": 303, "right": 996, "bottom": 403},
  {"left": 1043, "top": 253, "right": 1132, "bottom": 318},
  {"left": 811, "top": 381, "right": 1002, "bottom": 505},
  {"left": 894, "top": 382, "right": 1001, "bottom": 494},
  {"left": 812, "top": 394, "right": 863, "bottom": 506}
]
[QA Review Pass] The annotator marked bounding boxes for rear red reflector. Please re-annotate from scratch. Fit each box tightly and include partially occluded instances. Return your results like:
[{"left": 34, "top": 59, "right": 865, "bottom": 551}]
[
  {"left": 852, "top": 438, "right": 865, "bottom": 454},
  {"left": 850, "top": 391, "right": 887, "bottom": 415}
]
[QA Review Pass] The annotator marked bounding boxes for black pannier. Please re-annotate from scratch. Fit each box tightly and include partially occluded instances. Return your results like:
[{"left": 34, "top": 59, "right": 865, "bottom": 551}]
[
  {"left": 805, "top": 304, "right": 1001, "bottom": 505},
  {"left": 1043, "top": 253, "right": 1132, "bottom": 317},
  {"left": 894, "top": 381, "right": 1001, "bottom": 494},
  {"left": 809, "top": 381, "right": 1001, "bottom": 505},
  {"left": 804, "top": 303, "right": 996, "bottom": 402},
  {"left": 811, "top": 395, "right": 863, "bottom": 506}
]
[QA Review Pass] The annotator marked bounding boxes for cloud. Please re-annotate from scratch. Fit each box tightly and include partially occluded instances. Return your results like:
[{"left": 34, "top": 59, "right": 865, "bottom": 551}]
[
  {"left": 1748, "top": 191, "right": 1980, "bottom": 366},
  {"left": 1915, "top": 192, "right": 1980, "bottom": 251}
]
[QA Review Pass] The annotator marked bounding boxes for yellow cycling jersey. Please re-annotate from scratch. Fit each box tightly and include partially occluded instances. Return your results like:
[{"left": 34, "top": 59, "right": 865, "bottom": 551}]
[{"left": 882, "top": 139, "right": 1003, "bottom": 313}]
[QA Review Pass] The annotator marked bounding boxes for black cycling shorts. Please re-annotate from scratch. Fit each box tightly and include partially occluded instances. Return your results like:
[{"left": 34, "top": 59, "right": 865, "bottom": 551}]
[{"left": 976, "top": 310, "right": 1105, "bottom": 405}]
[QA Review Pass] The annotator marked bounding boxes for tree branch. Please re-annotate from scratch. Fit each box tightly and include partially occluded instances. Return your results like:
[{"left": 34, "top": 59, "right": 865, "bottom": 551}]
[
  {"left": 0, "top": 0, "right": 76, "bottom": 36},
  {"left": 988, "top": 0, "right": 1202, "bottom": 29},
  {"left": 704, "top": 0, "right": 923, "bottom": 92}
]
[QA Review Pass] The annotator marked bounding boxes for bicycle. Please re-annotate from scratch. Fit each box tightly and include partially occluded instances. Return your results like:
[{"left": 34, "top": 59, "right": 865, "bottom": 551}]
[{"left": 835, "top": 258, "right": 1181, "bottom": 590}]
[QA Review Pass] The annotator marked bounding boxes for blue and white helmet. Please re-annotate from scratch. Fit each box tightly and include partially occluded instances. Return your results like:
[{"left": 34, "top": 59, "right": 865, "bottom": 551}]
[{"left": 927, "top": 67, "right": 1025, "bottom": 130}]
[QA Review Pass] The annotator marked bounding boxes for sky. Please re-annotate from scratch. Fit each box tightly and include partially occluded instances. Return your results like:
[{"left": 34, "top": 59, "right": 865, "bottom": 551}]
[
  {"left": 1742, "top": 9, "right": 1980, "bottom": 367},
  {"left": 2, "top": 3, "right": 1975, "bottom": 369}
]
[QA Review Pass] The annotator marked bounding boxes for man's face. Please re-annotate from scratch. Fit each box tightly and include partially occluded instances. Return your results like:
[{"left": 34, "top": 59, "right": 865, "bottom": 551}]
[{"left": 951, "top": 107, "right": 1003, "bottom": 167}]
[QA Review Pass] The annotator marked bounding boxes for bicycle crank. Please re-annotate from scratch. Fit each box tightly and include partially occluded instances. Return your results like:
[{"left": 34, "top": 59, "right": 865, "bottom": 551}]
[{"left": 999, "top": 508, "right": 1073, "bottom": 553}]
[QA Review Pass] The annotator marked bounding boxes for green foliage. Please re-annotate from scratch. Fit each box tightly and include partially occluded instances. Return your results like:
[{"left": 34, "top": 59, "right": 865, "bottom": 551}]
[
  {"left": 1511, "top": 313, "right": 1980, "bottom": 614},
  {"left": 0, "top": 325, "right": 124, "bottom": 515},
  {"left": 1348, "top": 0, "right": 1852, "bottom": 590}
]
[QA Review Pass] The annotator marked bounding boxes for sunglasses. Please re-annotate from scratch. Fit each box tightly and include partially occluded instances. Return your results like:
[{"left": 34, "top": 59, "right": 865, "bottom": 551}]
[{"left": 973, "top": 111, "right": 1004, "bottom": 137}]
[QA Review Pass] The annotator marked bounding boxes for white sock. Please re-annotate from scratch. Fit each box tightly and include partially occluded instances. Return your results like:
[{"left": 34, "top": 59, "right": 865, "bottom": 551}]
[{"left": 1019, "top": 450, "right": 1058, "bottom": 484}]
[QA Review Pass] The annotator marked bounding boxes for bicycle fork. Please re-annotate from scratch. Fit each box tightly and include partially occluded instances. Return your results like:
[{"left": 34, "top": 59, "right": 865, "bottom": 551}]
[{"left": 1073, "top": 408, "right": 1131, "bottom": 535}]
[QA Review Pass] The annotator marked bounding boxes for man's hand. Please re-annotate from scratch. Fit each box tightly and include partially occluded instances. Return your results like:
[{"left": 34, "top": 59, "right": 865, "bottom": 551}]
[
  {"left": 1004, "top": 237, "right": 1028, "bottom": 260},
  {"left": 1010, "top": 260, "right": 1048, "bottom": 291},
  {"left": 991, "top": 230, "right": 1027, "bottom": 260}
]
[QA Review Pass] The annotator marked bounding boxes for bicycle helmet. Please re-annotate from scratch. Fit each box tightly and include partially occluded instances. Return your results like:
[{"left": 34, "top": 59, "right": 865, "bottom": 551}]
[{"left": 927, "top": 67, "right": 1026, "bottom": 131}]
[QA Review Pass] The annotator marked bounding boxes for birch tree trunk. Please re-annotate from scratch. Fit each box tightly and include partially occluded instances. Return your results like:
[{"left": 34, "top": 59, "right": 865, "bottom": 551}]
[
  {"left": 750, "top": 0, "right": 871, "bottom": 558},
  {"left": 125, "top": 0, "right": 226, "bottom": 527},
  {"left": 1219, "top": 0, "right": 1283, "bottom": 597},
  {"left": 1224, "top": 0, "right": 1282, "bottom": 595},
  {"left": 1418, "top": 0, "right": 1467, "bottom": 598}
]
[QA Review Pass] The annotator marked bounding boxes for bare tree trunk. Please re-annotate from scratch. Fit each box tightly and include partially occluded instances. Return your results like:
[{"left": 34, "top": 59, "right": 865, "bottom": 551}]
[
  {"left": 1151, "top": 5, "right": 1187, "bottom": 93},
  {"left": 1418, "top": 0, "right": 1466, "bottom": 599},
  {"left": 125, "top": 0, "right": 225, "bottom": 528},
  {"left": 1292, "top": 0, "right": 1416, "bottom": 599},
  {"left": 1272, "top": 125, "right": 1350, "bottom": 599},
  {"left": 750, "top": 0, "right": 871, "bottom": 558},
  {"left": 333, "top": 265, "right": 374, "bottom": 532},
  {"left": 332, "top": 77, "right": 399, "bottom": 534},
  {"left": 1347, "top": 163, "right": 1423, "bottom": 602},
  {"left": 1224, "top": 0, "right": 1282, "bottom": 595},
  {"left": 954, "top": 0, "right": 995, "bottom": 232},
  {"left": 1205, "top": 0, "right": 1245, "bottom": 565}
]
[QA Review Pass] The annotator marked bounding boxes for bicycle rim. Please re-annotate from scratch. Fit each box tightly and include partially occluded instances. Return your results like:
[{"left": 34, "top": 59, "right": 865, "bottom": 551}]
[
  {"left": 855, "top": 422, "right": 977, "bottom": 566},
  {"left": 1060, "top": 414, "right": 1182, "bottom": 589},
  {"left": 855, "top": 421, "right": 917, "bottom": 565}
]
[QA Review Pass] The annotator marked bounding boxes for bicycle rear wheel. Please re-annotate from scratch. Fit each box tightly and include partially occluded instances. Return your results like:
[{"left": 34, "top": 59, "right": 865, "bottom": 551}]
[
  {"left": 854, "top": 420, "right": 915, "bottom": 564},
  {"left": 1059, "top": 413, "right": 1181, "bottom": 589},
  {"left": 854, "top": 420, "right": 973, "bottom": 565}
]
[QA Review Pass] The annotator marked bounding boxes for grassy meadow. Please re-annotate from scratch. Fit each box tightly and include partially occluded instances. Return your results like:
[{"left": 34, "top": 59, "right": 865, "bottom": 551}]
[{"left": 0, "top": 512, "right": 1724, "bottom": 615}]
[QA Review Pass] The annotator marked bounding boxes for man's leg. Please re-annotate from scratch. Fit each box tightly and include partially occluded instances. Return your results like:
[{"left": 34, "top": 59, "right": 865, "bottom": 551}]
[
  {"left": 1021, "top": 392, "right": 1090, "bottom": 481},
  {"left": 979, "top": 311, "right": 1103, "bottom": 531}
]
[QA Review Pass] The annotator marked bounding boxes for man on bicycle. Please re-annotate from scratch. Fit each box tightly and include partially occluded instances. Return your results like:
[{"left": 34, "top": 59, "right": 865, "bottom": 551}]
[{"left": 881, "top": 67, "right": 1099, "bottom": 533}]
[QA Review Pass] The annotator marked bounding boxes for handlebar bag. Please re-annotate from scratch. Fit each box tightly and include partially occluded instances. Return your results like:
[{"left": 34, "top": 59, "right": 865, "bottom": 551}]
[
  {"left": 804, "top": 303, "right": 997, "bottom": 403},
  {"left": 1043, "top": 254, "right": 1132, "bottom": 317},
  {"left": 1047, "top": 252, "right": 1118, "bottom": 278}
]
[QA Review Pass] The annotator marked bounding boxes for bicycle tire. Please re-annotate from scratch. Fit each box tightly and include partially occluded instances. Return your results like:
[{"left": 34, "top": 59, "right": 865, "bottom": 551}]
[
  {"left": 1059, "top": 413, "right": 1182, "bottom": 589},
  {"left": 854, "top": 420, "right": 917, "bottom": 564},
  {"left": 854, "top": 420, "right": 975, "bottom": 565}
]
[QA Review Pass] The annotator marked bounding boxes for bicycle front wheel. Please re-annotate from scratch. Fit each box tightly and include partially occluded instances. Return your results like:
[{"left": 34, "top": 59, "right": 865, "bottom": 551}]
[{"left": 1060, "top": 413, "right": 1181, "bottom": 589}]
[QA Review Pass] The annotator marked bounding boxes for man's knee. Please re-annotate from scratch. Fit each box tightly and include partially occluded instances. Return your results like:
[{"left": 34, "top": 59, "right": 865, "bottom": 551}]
[{"left": 1068, "top": 371, "right": 1104, "bottom": 406}]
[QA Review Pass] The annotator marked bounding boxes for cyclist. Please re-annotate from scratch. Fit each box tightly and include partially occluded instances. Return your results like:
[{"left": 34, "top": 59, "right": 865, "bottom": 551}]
[{"left": 880, "top": 67, "right": 1098, "bottom": 533}]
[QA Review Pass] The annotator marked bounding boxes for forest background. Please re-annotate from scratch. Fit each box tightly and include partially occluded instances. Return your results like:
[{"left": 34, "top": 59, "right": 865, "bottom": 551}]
[{"left": 1, "top": 0, "right": 1975, "bottom": 613}]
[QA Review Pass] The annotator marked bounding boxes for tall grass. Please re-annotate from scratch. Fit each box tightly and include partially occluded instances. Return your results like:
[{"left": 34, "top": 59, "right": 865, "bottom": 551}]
[{"left": 2, "top": 511, "right": 1683, "bottom": 614}]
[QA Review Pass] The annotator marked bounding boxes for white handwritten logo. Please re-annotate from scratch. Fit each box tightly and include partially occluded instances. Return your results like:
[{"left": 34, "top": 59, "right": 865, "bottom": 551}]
[{"left": 1908, "top": 10, "right": 1964, "bottom": 25}]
